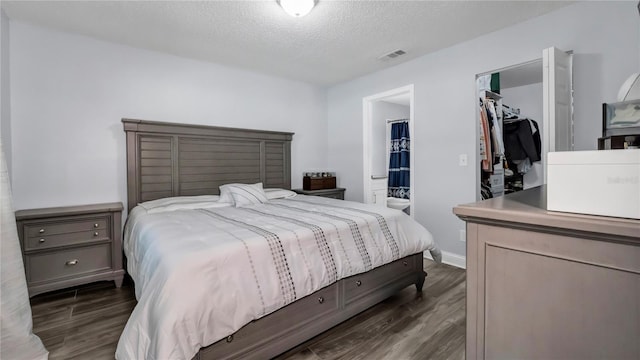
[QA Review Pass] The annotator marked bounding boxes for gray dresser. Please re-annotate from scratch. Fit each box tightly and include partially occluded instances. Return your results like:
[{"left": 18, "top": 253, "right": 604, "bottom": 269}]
[
  {"left": 454, "top": 186, "right": 640, "bottom": 360},
  {"left": 16, "top": 202, "right": 125, "bottom": 297}
]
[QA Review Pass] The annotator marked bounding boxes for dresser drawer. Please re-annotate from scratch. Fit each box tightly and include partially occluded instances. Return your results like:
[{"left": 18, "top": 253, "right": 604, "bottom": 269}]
[
  {"left": 344, "top": 255, "right": 415, "bottom": 305},
  {"left": 25, "top": 217, "right": 108, "bottom": 238},
  {"left": 24, "top": 229, "right": 110, "bottom": 251},
  {"left": 26, "top": 244, "right": 112, "bottom": 284}
]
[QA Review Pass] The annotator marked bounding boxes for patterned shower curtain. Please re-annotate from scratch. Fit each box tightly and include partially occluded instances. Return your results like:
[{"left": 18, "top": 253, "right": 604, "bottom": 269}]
[{"left": 388, "top": 121, "right": 410, "bottom": 199}]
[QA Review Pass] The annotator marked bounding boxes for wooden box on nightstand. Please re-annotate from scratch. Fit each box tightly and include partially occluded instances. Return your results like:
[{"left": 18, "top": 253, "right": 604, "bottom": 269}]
[{"left": 15, "top": 202, "right": 125, "bottom": 297}]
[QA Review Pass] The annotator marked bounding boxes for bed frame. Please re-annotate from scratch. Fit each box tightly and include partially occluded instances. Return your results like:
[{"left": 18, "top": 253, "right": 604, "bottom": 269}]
[{"left": 122, "top": 118, "right": 427, "bottom": 360}]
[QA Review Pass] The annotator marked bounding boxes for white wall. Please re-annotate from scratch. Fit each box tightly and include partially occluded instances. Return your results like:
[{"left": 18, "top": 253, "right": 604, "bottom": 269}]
[
  {"left": 501, "top": 82, "right": 544, "bottom": 189},
  {"left": 0, "top": 9, "right": 10, "bottom": 175},
  {"left": 371, "top": 101, "right": 409, "bottom": 176},
  {"left": 10, "top": 21, "right": 328, "bottom": 211},
  {"left": 327, "top": 1, "right": 640, "bottom": 257}
]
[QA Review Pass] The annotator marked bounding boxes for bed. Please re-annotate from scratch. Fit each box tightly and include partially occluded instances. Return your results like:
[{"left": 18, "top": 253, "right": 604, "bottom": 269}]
[{"left": 117, "top": 119, "right": 441, "bottom": 360}]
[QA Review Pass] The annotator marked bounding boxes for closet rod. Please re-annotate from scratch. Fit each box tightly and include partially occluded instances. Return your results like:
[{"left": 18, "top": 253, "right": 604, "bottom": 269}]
[{"left": 387, "top": 119, "right": 409, "bottom": 124}]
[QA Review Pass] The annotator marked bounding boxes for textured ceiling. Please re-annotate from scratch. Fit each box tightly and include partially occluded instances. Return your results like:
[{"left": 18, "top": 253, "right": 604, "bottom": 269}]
[{"left": 1, "top": 1, "right": 572, "bottom": 86}]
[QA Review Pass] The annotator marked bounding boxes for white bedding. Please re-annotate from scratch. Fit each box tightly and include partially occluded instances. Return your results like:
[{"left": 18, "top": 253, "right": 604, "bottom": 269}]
[{"left": 116, "top": 195, "right": 440, "bottom": 360}]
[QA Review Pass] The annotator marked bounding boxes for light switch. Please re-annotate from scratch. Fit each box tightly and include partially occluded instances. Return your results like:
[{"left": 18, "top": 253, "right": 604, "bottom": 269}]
[{"left": 459, "top": 154, "right": 468, "bottom": 166}]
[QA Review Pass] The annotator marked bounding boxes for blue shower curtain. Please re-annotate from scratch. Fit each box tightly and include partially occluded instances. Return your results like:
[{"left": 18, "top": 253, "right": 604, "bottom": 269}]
[{"left": 388, "top": 121, "right": 410, "bottom": 199}]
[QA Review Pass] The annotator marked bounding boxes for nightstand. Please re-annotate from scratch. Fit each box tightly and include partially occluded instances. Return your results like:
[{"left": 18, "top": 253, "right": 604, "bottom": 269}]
[
  {"left": 15, "top": 202, "right": 125, "bottom": 297},
  {"left": 293, "top": 188, "right": 346, "bottom": 200}
]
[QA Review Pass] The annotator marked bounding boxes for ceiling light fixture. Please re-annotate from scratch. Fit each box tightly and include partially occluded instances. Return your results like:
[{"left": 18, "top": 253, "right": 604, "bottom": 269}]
[{"left": 278, "top": 0, "right": 317, "bottom": 17}]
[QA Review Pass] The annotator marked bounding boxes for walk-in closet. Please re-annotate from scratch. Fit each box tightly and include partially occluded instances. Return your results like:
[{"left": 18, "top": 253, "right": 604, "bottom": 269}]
[
  {"left": 476, "top": 47, "right": 574, "bottom": 200},
  {"left": 478, "top": 61, "right": 544, "bottom": 198}
]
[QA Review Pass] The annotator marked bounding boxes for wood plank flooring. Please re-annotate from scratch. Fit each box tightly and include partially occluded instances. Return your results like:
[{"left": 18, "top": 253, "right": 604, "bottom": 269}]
[{"left": 31, "top": 260, "right": 465, "bottom": 359}]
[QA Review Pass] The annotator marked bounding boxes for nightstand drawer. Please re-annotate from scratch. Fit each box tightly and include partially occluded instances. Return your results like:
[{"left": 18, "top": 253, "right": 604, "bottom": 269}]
[
  {"left": 26, "top": 244, "right": 112, "bottom": 284},
  {"left": 293, "top": 188, "right": 345, "bottom": 200},
  {"left": 24, "top": 229, "right": 110, "bottom": 251},
  {"left": 25, "top": 217, "right": 108, "bottom": 237},
  {"left": 322, "top": 192, "right": 345, "bottom": 200}
]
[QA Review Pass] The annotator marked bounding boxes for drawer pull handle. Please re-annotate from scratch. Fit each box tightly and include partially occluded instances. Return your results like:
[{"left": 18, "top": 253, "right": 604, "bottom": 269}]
[
  {"left": 94, "top": 223, "right": 99, "bottom": 228},
  {"left": 356, "top": 280, "right": 362, "bottom": 287},
  {"left": 226, "top": 335, "right": 233, "bottom": 343},
  {"left": 66, "top": 259, "right": 79, "bottom": 266},
  {"left": 403, "top": 261, "right": 408, "bottom": 266},
  {"left": 39, "top": 229, "right": 45, "bottom": 234},
  {"left": 318, "top": 296, "right": 324, "bottom": 304},
  {"left": 94, "top": 232, "right": 99, "bottom": 236},
  {"left": 39, "top": 238, "right": 46, "bottom": 243}
]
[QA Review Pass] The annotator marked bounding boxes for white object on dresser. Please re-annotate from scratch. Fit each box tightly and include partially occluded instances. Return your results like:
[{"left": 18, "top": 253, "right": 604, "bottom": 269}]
[{"left": 547, "top": 149, "right": 640, "bottom": 219}]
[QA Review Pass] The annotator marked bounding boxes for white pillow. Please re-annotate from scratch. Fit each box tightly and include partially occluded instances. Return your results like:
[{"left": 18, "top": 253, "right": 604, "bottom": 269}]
[
  {"left": 264, "top": 188, "right": 297, "bottom": 200},
  {"left": 219, "top": 183, "right": 268, "bottom": 207},
  {"left": 145, "top": 201, "right": 232, "bottom": 214},
  {"left": 138, "top": 195, "right": 221, "bottom": 210},
  {"left": 219, "top": 188, "right": 234, "bottom": 204}
]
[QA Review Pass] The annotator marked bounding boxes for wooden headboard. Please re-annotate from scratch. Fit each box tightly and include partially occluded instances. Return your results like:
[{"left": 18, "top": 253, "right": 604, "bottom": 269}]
[{"left": 123, "top": 119, "right": 293, "bottom": 212}]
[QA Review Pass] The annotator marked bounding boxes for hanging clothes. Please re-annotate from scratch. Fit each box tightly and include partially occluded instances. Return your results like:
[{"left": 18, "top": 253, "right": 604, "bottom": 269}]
[
  {"left": 503, "top": 119, "right": 541, "bottom": 162},
  {"left": 479, "top": 99, "right": 492, "bottom": 172},
  {"left": 485, "top": 99, "right": 505, "bottom": 158},
  {"left": 388, "top": 121, "right": 410, "bottom": 199},
  {"left": 503, "top": 118, "right": 541, "bottom": 174}
]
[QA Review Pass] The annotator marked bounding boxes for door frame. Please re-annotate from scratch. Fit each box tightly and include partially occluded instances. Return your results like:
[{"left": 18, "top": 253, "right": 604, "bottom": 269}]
[
  {"left": 474, "top": 48, "right": 573, "bottom": 200},
  {"left": 362, "top": 84, "right": 415, "bottom": 218},
  {"left": 475, "top": 58, "right": 542, "bottom": 200}
]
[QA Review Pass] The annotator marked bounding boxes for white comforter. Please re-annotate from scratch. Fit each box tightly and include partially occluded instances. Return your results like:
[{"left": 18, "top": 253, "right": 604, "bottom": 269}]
[{"left": 116, "top": 195, "right": 440, "bottom": 360}]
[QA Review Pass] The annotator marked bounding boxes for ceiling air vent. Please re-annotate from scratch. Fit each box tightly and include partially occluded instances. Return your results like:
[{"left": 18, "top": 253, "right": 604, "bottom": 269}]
[{"left": 378, "top": 49, "right": 406, "bottom": 61}]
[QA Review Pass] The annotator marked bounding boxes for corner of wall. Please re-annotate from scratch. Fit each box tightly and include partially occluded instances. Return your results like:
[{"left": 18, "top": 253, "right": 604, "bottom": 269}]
[{"left": 424, "top": 250, "right": 466, "bottom": 269}]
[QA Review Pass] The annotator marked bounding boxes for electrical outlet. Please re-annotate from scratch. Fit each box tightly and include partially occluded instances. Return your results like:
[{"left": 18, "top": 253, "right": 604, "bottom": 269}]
[
  {"left": 458, "top": 154, "right": 468, "bottom": 166},
  {"left": 459, "top": 229, "right": 466, "bottom": 242}
]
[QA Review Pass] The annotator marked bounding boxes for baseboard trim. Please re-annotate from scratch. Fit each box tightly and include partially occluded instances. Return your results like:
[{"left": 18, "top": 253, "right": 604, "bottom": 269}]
[{"left": 424, "top": 250, "right": 466, "bottom": 269}]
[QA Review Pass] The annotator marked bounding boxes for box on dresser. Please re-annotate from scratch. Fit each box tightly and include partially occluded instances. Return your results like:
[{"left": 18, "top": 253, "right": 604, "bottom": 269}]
[
  {"left": 15, "top": 202, "right": 125, "bottom": 297},
  {"left": 547, "top": 150, "right": 640, "bottom": 219}
]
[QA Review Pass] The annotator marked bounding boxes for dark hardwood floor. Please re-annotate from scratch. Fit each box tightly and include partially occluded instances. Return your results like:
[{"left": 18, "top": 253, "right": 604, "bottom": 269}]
[{"left": 31, "top": 260, "right": 465, "bottom": 360}]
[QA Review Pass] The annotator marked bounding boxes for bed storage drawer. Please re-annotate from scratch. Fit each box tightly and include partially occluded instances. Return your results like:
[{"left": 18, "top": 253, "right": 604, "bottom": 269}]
[
  {"left": 197, "top": 254, "right": 425, "bottom": 360},
  {"left": 344, "top": 255, "right": 416, "bottom": 305},
  {"left": 16, "top": 202, "right": 124, "bottom": 297},
  {"left": 200, "top": 283, "right": 339, "bottom": 359},
  {"left": 26, "top": 244, "right": 112, "bottom": 283}
]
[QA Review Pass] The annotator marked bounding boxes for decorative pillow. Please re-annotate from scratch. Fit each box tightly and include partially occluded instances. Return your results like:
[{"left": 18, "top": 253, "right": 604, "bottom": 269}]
[
  {"left": 219, "top": 183, "right": 268, "bottom": 207},
  {"left": 264, "top": 188, "right": 297, "bottom": 200}
]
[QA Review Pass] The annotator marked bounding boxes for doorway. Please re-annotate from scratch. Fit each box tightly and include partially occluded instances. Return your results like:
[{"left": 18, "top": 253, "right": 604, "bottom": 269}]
[
  {"left": 475, "top": 47, "right": 573, "bottom": 200},
  {"left": 363, "top": 85, "right": 415, "bottom": 218}
]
